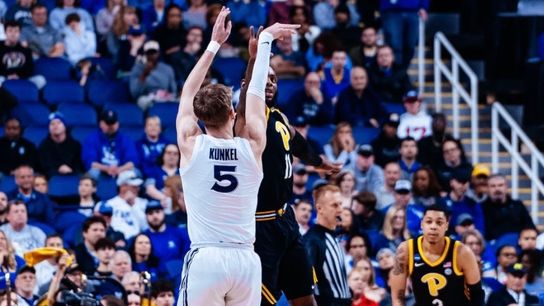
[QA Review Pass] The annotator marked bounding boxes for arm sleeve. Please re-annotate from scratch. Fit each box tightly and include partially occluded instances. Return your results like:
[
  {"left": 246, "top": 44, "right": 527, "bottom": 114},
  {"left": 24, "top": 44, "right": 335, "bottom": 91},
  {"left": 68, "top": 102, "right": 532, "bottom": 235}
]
[
  {"left": 291, "top": 131, "right": 323, "bottom": 166},
  {"left": 467, "top": 281, "right": 484, "bottom": 306}
]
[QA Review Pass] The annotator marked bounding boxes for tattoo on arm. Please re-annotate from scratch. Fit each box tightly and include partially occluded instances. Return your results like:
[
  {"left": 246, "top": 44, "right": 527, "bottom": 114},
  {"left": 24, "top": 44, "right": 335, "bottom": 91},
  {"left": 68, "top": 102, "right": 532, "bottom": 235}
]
[
  {"left": 396, "top": 290, "right": 406, "bottom": 305},
  {"left": 392, "top": 247, "right": 406, "bottom": 276}
]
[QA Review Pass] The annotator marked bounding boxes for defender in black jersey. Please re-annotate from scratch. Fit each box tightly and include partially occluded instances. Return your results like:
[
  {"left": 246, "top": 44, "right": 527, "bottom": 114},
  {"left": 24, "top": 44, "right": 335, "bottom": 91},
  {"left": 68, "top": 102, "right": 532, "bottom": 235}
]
[
  {"left": 389, "top": 204, "right": 484, "bottom": 306},
  {"left": 234, "top": 27, "right": 339, "bottom": 306}
]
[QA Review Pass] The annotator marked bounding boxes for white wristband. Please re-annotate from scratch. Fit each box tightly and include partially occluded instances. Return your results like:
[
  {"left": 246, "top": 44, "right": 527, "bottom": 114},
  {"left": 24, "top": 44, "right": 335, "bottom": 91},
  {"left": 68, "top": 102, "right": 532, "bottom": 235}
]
[
  {"left": 206, "top": 41, "right": 220, "bottom": 54},
  {"left": 258, "top": 32, "right": 274, "bottom": 45}
]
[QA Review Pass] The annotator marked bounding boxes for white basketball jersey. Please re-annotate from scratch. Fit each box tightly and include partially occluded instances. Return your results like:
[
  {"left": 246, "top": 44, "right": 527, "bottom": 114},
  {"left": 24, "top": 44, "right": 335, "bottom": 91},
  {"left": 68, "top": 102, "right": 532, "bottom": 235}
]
[{"left": 180, "top": 134, "right": 263, "bottom": 247}]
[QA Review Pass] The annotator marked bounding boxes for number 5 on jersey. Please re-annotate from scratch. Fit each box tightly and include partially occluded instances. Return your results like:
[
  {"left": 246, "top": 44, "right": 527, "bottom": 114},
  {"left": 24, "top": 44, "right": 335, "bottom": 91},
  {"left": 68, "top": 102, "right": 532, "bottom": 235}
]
[{"left": 211, "top": 165, "right": 238, "bottom": 193}]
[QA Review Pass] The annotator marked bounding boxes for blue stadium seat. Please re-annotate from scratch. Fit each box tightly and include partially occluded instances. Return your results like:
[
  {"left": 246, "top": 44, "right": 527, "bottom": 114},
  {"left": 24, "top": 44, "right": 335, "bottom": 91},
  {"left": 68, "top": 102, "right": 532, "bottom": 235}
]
[
  {"left": 96, "top": 177, "right": 117, "bottom": 201},
  {"left": 34, "top": 57, "right": 72, "bottom": 81},
  {"left": 165, "top": 259, "right": 183, "bottom": 287},
  {"left": 24, "top": 126, "right": 48, "bottom": 146},
  {"left": 353, "top": 126, "right": 379, "bottom": 145},
  {"left": 89, "top": 57, "right": 116, "bottom": 79},
  {"left": 148, "top": 103, "right": 179, "bottom": 128},
  {"left": 55, "top": 211, "right": 86, "bottom": 235},
  {"left": 308, "top": 125, "right": 335, "bottom": 148},
  {"left": 87, "top": 79, "right": 131, "bottom": 106},
  {"left": 162, "top": 127, "right": 177, "bottom": 144},
  {"left": 383, "top": 102, "right": 405, "bottom": 115},
  {"left": 119, "top": 126, "right": 144, "bottom": 142},
  {"left": 277, "top": 79, "right": 304, "bottom": 107},
  {"left": 57, "top": 103, "right": 97, "bottom": 127},
  {"left": 213, "top": 57, "right": 246, "bottom": 88},
  {"left": 11, "top": 102, "right": 50, "bottom": 127},
  {"left": 106, "top": 103, "right": 144, "bottom": 126},
  {"left": 71, "top": 126, "right": 96, "bottom": 144},
  {"left": 49, "top": 175, "right": 80, "bottom": 198},
  {"left": 43, "top": 81, "right": 85, "bottom": 105},
  {"left": 0, "top": 176, "right": 15, "bottom": 193},
  {"left": 3, "top": 80, "right": 39, "bottom": 103}
]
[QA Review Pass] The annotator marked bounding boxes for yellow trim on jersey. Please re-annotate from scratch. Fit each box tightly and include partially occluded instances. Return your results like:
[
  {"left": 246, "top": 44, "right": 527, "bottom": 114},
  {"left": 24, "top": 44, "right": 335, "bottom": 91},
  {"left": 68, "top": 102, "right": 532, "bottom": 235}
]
[
  {"left": 261, "top": 284, "right": 277, "bottom": 304},
  {"left": 256, "top": 217, "right": 276, "bottom": 222},
  {"left": 417, "top": 236, "right": 451, "bottom": 267},
  {"left": 265, "top": 107, "right": 271, "bottom": 121},
  {"left": 408, "top": 239, "right": 414, "bottom": 276},
  {"left": 452, "top": 241, "right": 464, "bottom": 276},
  {"left": 312, "top": 267, "right": 318, "bottom": 284},
  {"left": 256, "top": 210, "right": 276, "bottom": 215}
]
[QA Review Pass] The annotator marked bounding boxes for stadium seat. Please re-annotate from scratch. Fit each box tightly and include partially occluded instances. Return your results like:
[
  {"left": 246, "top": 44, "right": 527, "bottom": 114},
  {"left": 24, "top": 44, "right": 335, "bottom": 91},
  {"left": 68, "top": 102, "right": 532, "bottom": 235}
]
[
  {"left": 87, "top": 79, "right": 131, "bottom": 106},
  {"left": 43, "top": 81, "right": 85, "bottom": 106},
  {"left": 0, "top": 176, "right": 15, "bottom": 192},
  {"left": 96, "top": 177, "right": 117, "bottom": 201},
  {"left": 383, "top": 102, "right": 405, "bottom": 115},
  {"left": 352, "top": 126, "right": 379, "bottom": 145},
  {"left": 119, "top": 126, "right": 144, "bottom": 142},
  {"left": 2, "top": 80, "right": 39, "bottom": 103},
  {"left": 11, "top": 102, "right": 50, "bottom": 127},
  {"left": 55, "top": 211, "right": 86, "bottom": 235},
  {"left": 57, "top": 103, "right": 97, "bottom": 127},
  {"left": 23, "top": 126, "right": 48, "bottom": 146},
  {"left": 89, "top": 57, "right": 116, "bottom": 79},
  {"left": 106, "top": 103, "right": 144, "bottom": 126},
  {"left": 71, "top": 126, "right": 97, "bottom": 144},
  {"left": 308, "top": 125, "right": 335, "bottom": 148},
  {"left": 48, "top": 175, "right": 80, "bottom": 198},
  {"left": 162, "top": 127, "right": 177, "bottom": 144},
  {"left": 277, "top": 79, "right": 304, "bottom": 107},
  {"left": 34, "top": 57, "right": 72, "bottom": 81},
  {"left": 148, "top": 103, "right": 179, "bottom": 128},
  {"left": 213, "top": 57, "right": 246, "bottom": 88}
]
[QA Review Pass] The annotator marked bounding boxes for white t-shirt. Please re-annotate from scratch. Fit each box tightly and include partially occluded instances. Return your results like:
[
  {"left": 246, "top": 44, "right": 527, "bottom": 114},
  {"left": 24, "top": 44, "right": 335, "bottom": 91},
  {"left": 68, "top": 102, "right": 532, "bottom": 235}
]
[
  {"left": 104, "top": 196, "right": 148, "bottom": 239},
  {"left": 397, "top": 111, "right": 432, "bottom": 141},
  {"left": 0, "top": 224, "right": 45, "bottom": 256}
]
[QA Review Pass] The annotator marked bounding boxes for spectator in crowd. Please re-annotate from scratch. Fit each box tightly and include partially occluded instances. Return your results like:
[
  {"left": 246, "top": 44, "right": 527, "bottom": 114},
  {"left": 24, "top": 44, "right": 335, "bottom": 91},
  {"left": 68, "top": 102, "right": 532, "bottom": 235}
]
[
  {"left": 375, "top": 247, "right": 395, "bottom": 288},
  {"left": 443, "top": 169, "right": 485, "bottom": 235},
  {"left": 322, "top": 50, "right": 350, "bottom": 101},
  {"left": 349, "top": 26, "right": 378, "bottom": 69},
  {"left": 417, "top": 113, "right": 450, "bottom": 169},
  {"left": 518, "top": 227, "right": 539, "bottom": 252},
  {"left": 371, "top": 113, "right": 401, "bottom": 167},
  {"left": 368, "top": 45, "right": 412, "bottom": 104},
  {"left": 335, "top": 66, "right": 386, "bottom": 127},
  {"left": 144, "top": 144, "right": 179, "bottom": 209},
  {"left": 20, "top": 4, "right": 64, "bottom": 58},
  {"left": 184, "top": 0, "right": 206, "bottom": 29},
  {"left": 305, "top": 31, "right": 341, "bottom": 72},
  {"left": 82, "top": 109, "right": 139, "bottom": 180},
  {"left": 380, "top": 0, "right": 428, "bottom": 69},
  {"left": 32, "top": 174, "right": 47, "bottom": 194},
  {"left": 38, "top": 112, "right": 84, "bottom": 177},
  {"left": 163, "top": 175, "right": 187, "bottom": 226},
  {"left": 376, "top": 161, "right": 401, "bottom": 209},
  {"left": 313, "top": 0, "right": 336, "bottom": 29},
  {"left": 15, "top": 265, "right": 38, "bottom": 305},
  {"left": 270, "top": 34, "right": 306, "bottom": 79},
  {"left": 323, "top": 122, "right": 357, "bottom": 169},
  {"left": 96, "top": 0, "right": 126, "bottom": 37},
  {"left": 303, "top": 184, "right": 351, "bottom": 305},
  {"left": 107, "top": 6, "right": 140, "bottom": 62},
  {"left": 94, "top": 238, "right": 115, "bottom": 277},
  {"left": 351, "top": 144, "right": 384, "bottom": 195},
  {"left": 482, "top": 174, "right": 535, "bottom": 241},
  {"left": 374, "top": 205, "right": 410, "bottom": 255},
  {"left": 436, "top": 137, "right": 473, "bottom": 191},
  {"left": 5, "top": 0, "right": 33, "bottom": 27},
  {"left": 495, "top": 245, "right": 519, "bottom": 284},
  {"left": 284, "top": 72, "right": 334, "bottom": 125},
  {"left": 0, "top": 21, "right": 46, "bottom": 89},
  {"left": 167, "top": 26, "right": 203, "bottom": 84},
  {"left": 7, "top": 165, "right": 55, "bottom": 229},
  {"left": 519, "top": 249, "right": 544, "bottom": 301},
  {"left": 291, "top": 164, "right": 312, "bottom": 204},
  {"left": 129, "top": 40, "right": 177, "bottom": 110},
  {"left": 382, "top": 179, "right": 424, "bottom": 237},
  {"left": 151, "top": 280, "right": 175, "bottom": 306},
  {"left": 331, "top": 4, "right": 361, "bottom": 51},
  {"left": 412, "top": 166, "right": 442, "bottom": 207},
  {"left": 74, "top": 216, "right": 107, "bottom": 275},
  {"left": 289, "top": 5, "right": 320, "bottom": 54},
  {"left": 122, "top": 271, "right": 144, "bottom": 295},
  {"left": 339, "top": 208, "right": 359, "bottom": 247},
  {"left": 0, "top": 229, "right": 24, "bottom": 273},
  {"left": 136, "top": 118, "right": 168, "bottom": 179},
  {"left": 344, "top": 234, "right": 370, "bottom": 273},
  {"left": 466, "top": 164, "right": 491, "bottom": 203},
  {"left": 127, "top": 292, "right": 141, "bottom": 306},
  {"left": 0, "top": 118, "right": 39, "bottom": 176},
  {"left": 49, "top": 0, "right": 95, "bottom": 32},
  {"left": 111, "top": 250, "right": 132, "bottom": 283},
  {"left": 63, "top": 12, "right": 97, "bottom": 65},
  {"left": 143, "top": 201, "right": 189, "bottom": 262},
  {"left": 141, "top": 0, "right": 165, "bottom": 32},
  {"left": 335, "top": 170, "right": 356, "bottom": 208},
  {"left": 487, "top": 263, "right": 540, "bottom": 305},
  {"left": 0, "top": 200, "right": 45, "bottom": 256},
  {"left": 128, "top": 233, "right": 162, "bottom": 282},
  {"left": 462, "top": 229, "right": 496, "bottom": 279},
  {"left": 352, "top": 191, "right": 384, "bottom": 232},
  {"left": 398, "top": 136, "right": 420, "bottom": 180},
  {"left": 348, "top": 263, "right": 387, "bottom": 306},
  {"left": 152, "top": 4, "right": 186, "bottom": 72},
  {"left": 0, "top": 192, "right": 8, "bottom": 224},
  {"left": 34, "top": 234, "right": 64, "bottom": 293},
  {"left": 78, "top": 175, "right": 97, "bottom": 217},
  {"left": 293, "top": 199, "right": 313, "bottom": 235},
  {"left": 396, "top": 90, "right": 431, "bottom": 141}
]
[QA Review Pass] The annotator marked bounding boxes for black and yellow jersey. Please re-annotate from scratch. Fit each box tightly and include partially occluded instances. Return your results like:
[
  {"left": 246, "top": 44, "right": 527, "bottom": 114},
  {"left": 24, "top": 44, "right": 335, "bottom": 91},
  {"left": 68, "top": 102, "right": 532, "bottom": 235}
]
[{"left": 408, "top": 236, "right": 470, "bottom": 306}]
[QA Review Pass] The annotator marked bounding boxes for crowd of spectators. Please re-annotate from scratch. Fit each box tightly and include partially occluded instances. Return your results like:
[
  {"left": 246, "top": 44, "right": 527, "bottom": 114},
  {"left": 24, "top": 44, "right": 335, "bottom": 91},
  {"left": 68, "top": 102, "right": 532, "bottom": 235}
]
[{"left": 0, "top": 0, "right": 541, "bottom": 305}]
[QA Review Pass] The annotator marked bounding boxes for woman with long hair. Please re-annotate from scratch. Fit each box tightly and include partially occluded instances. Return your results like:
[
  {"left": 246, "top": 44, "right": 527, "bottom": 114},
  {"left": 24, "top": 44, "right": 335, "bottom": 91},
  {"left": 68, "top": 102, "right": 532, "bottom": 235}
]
[
  {"left": 128, "top": 233, "right": 162, "bottom": 282},
  {"left": 412, "top": 166, "right": 442, "bottom": 206},
  {"left": 96, "top": 0, "right": 126, "bottom": 36},
  {"left": 163, "top": 175, "right": 186, "bottom": 225},
  {"left": 323, "top": 122, "right": 357, "bottom": 169},
  {"left": 373, "top": 206, "right": 410, "bottom": 257},
  {"left": 184, "top": 0, "right": 207, "bottom": 29},
  {"left": 349, "top": 258, "right": 387, "bottom": 306},
  {"left": 462, "top": 229, "right": 496, "bottom": 278},
  {"left": 335, "top": 170, "right": 356, "bottom": 208},
  {"left": 0, "top": 230, "right": 24, "bottom": 273},
  {"left": 107, "top": 5, "right": 141, "bottom": 60},
  {"left": 145, "top": 144, "right": 180, "bottom": 213}
]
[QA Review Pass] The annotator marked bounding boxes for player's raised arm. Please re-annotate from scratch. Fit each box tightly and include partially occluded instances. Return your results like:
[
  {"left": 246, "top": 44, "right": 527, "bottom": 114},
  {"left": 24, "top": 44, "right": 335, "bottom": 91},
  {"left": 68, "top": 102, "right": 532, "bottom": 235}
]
[
  {"left": 176, "top": 7, "right": 231, "bottom": 156},
  {"left": 390, "top": 242, "right": 409, "bottom": 306}
]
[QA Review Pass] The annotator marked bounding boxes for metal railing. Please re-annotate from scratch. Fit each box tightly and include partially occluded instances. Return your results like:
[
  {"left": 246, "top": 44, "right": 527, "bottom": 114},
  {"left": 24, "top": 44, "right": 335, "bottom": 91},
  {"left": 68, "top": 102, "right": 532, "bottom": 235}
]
[
  {"left": 433, "top": 32, "right": 479, "bottom": 163},
  {"left": 492, "top": 102, "right": 544, "bottom": 223},
  {"left": 417, "top": 17, "right": 425, "bottom": 95}
]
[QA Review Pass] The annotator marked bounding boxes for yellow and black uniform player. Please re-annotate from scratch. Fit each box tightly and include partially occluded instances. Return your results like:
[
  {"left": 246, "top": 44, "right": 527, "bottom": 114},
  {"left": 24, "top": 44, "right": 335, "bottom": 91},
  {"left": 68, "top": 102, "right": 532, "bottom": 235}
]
[
  {"left": 390, "top": 203, "right": 484, "bottom": 306},
  {"left": 234, "top": 27, "right": 340, "bottom": 306}
]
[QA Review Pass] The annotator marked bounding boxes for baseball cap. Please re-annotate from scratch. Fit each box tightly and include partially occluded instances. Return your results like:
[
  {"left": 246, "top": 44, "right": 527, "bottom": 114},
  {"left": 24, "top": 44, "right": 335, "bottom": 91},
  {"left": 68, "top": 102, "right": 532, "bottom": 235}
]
[
  {"left": 98, "top": 202, "right": 113, "bottom": 215},
  {"left": 100, "top": 109, "right": 118, "bottom": 125},
  {"left": 472, "top": 164, "right": 491, "bottom": 178},
  {"left": 65, "top": 264, "right": 84, "bottom": 275},
  {"left": 145, "top": 200, "right": 163, "bottom": 214},
  {"left": 312, "top": 179, "right": 329, "bottom": 190},
  {"left": 116, "top": 170, "right": 143, "bottom": 187},
  {"left": 403, "top": 90, "right": 419, "bottom": 103},
  {"left": 376, "top": 248, "right": 394, "bottom": 259},
  {"left": 143, "top": 40, "right": 160, "bottom": 53},
  {"left": 17, "top": 265, "right": 35, "bottom": 275},
  {"left": 456, "top": 213, "right": 474, "bottom": 226},
  {"left": 357, "top": 144, "right": 374, "bottom": 157},
  {"left": 384, "top": 113, "right": 400, "bottom": 127},
  {"left": 48, "top": 112, "right": 66, "bottom": 126},
  {"left": 394, "top": 180, "right": 412, "bottom": 193},
  {"left": 450, "top": 169, "right": 471, "bottom": 184},
  {"left": 293, "top": 164, "right": 307, "bottom": 175},
  {"left": 506, "top": 263, "right": 527, "bottom": 277}
]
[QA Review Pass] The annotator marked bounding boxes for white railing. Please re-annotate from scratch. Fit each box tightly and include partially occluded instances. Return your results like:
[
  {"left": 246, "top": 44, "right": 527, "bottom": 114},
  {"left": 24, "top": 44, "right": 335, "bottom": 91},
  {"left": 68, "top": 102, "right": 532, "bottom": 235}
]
[
  {"left": 433, "top": 32, "right": 479, "bottom": 163},
  {"left": 492, "top": 103, "right": 544, "bottom": 223},
  {"left": 417, "top": 17, "right": 425, "bottom": 95}
]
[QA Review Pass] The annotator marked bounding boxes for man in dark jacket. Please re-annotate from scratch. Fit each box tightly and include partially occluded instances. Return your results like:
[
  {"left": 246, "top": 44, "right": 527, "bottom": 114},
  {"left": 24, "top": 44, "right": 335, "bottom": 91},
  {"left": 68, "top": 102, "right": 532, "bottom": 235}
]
[
  {"left": 487, "top": 263, "right": 540, "bottom": 306},
  {"left": 0, "top": 117, "right": 39, "bottom": 176},
  {"left": 284, "top": 72, "right": 334, "bottom": 125},
  {"left": 368, "top": 45, "right": 412, "bottom": 103}
]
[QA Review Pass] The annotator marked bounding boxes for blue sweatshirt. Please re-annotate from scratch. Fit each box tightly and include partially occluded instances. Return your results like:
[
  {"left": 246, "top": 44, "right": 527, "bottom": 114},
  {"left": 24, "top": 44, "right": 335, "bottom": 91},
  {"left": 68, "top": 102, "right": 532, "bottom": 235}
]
[
  {"left": 443, "top": 194, "right": 485, "bottom": 235},
  {"left": 82, "top": 130, "right": 139, "bottom": 170},
  {"left": 380, "top": 0, "right": 429, "bottom": 12},
  {"left": 135, "top": 135, "right": 170, "bottom": 177},
  {"left": 144, "top": 225, "right": 190, "bottom": 262}
]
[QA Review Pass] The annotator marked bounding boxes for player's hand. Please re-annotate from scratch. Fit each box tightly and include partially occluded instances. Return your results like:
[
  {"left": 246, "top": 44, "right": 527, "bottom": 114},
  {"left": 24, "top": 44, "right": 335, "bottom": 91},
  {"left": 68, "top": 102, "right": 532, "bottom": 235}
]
[
  {"left": 315, "top": 157, "right": 342, "bottom": 175},
  {"left": 263, "top": 23, "right": 300, "bottom": 41},
  {"left": 210, "top": 7, "right": 232, "bottom": 45},
  {"left": 248, "top": 25, "right": 263, "bottom": 58}
]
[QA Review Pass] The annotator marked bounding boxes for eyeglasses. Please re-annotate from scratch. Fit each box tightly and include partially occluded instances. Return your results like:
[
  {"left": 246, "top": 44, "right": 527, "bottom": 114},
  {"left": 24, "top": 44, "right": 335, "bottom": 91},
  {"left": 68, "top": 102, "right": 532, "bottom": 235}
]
[{"left": 501, "top": 253, "right": 517, "bottom": 258}]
